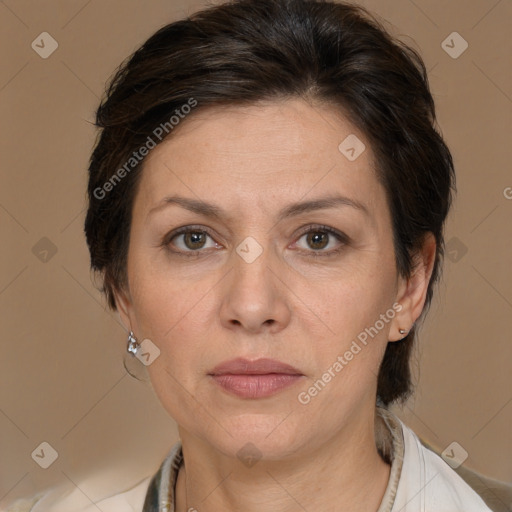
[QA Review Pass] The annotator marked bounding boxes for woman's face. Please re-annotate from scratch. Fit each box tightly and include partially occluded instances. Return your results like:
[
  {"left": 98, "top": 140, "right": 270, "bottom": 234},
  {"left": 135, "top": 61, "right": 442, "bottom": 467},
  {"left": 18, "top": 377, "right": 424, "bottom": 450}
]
[{"left": 116, "top": 98, "right": 417, "bottom": 460}]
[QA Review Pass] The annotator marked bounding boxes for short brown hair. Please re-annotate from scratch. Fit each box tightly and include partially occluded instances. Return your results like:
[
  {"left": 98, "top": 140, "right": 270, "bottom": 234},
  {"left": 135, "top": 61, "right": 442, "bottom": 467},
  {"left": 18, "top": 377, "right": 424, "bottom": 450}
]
[{"left": 84, "top": 0, "right": 455, "bottom": 405}]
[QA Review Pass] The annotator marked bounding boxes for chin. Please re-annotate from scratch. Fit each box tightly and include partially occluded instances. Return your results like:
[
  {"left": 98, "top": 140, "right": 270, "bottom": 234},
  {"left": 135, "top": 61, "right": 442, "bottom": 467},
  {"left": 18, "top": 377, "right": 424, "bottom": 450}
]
[{"left": 200, "top": 413, "right": 309, "bottom": 462}]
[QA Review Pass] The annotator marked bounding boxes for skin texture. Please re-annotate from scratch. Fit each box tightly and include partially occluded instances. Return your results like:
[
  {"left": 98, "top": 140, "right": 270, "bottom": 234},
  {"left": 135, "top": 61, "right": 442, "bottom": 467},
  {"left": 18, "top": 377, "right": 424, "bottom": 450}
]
[{"left": 115, "top": 98, "right": 436, "bottom": 512}]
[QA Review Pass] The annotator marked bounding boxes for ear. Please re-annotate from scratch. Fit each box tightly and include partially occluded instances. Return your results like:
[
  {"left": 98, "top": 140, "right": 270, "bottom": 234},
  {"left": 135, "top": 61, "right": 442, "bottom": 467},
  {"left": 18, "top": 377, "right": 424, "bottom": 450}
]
[
  {"left": 390, "top": 232, "right": 436, "bottom": 341},
  {"left": 113, "top": 286, "right": 135, "bottom": 333}
]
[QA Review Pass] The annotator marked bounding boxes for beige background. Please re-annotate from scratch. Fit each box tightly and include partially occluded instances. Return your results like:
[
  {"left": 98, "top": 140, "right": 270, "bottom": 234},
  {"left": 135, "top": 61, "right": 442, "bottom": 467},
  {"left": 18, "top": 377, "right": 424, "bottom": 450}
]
[{"left": 1, "top": 0, "right": 511, "bottom": 507}]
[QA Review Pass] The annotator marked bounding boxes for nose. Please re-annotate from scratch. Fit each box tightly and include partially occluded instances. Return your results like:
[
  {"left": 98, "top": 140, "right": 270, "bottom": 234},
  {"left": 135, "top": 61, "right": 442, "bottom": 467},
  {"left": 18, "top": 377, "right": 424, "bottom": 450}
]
[{"left": 219, "top": 245, "right": 291, "bottom": 335}]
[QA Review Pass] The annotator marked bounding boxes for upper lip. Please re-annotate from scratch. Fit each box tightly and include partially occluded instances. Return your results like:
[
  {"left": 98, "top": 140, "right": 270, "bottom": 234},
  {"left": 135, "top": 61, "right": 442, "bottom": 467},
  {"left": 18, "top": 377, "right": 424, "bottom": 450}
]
[{"left": 209, "top": 357, "right": 303, "bottom": 376}]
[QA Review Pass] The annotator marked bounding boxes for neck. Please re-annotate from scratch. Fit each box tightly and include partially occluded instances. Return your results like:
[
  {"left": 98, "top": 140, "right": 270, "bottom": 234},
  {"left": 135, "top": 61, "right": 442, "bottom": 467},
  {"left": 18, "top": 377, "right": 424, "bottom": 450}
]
[{"left": 175, "top": 408, "right": 391, "bottom": 512}]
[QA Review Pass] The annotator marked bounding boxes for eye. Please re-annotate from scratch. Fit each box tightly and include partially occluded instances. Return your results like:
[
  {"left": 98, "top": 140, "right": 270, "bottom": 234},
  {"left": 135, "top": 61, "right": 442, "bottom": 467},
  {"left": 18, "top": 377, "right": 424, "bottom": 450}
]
[
  {"left": 162, "top": 224, "right": 348, "bottom": 257},
  {"left": 293, "top": 225, "right": 348, "bottom": 256},
  {"left": 164, "top": 226, "right": 221, "bottom": 254}
]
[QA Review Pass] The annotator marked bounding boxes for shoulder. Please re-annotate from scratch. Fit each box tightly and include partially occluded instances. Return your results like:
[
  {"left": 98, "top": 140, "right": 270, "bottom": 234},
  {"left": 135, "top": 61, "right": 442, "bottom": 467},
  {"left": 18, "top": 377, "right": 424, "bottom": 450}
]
[
  {"left": 454, "top": 465, "right": 512, "bottom": 512},
  {"left": 393, "top": 417, "right": 500, "bottom": 512},
  {"left": 4, "top": 443, "right": 182, "bottom": 512},
  {"left": 421, "top": 436, "right": 512, "bottom": 512},
  {"left": 4, "top": 476, "right": 151, "bottom": 512}
]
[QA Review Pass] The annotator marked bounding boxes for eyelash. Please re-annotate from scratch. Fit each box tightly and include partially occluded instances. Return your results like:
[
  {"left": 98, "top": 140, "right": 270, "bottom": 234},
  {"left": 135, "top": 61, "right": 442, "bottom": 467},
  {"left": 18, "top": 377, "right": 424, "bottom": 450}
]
[
  {"left": 161, "top": 224, "right": 349, "bottom": 258},
  {"left": 293, "top": 224, "right": 349, "bottom": 258}
]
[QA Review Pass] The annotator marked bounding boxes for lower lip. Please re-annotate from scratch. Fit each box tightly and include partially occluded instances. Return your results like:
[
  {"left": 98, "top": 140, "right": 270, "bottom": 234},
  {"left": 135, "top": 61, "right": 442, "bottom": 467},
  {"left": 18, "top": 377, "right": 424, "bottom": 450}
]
[{"left": 211, "top": 374, "right": 303, "bottom": 398}]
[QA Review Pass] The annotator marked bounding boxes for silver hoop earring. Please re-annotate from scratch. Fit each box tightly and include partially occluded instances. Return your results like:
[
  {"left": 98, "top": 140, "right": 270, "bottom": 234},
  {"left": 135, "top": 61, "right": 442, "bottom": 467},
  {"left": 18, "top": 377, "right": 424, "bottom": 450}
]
[{"left": 127, "top": 331, "right": 139, "bottom": 355}]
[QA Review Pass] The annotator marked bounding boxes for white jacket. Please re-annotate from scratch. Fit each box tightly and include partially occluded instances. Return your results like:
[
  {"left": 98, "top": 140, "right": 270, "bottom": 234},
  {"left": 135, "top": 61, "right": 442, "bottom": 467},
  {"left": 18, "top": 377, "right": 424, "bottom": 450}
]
[{"left": 5, "top": 408, "right": 500, "bottom": 511}]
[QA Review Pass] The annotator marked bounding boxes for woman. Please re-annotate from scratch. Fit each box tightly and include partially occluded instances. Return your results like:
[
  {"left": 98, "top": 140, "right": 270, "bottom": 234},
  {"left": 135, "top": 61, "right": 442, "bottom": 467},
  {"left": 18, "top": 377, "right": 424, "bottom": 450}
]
[{"left": 10, "top": 0, "right": 506, "bottom": 510}]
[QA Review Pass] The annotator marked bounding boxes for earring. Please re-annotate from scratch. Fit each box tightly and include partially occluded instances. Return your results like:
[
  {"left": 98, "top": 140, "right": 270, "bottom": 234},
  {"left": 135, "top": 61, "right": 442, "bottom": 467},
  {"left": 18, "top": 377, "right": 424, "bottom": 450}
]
[
  {"left": 398, "top": 328, "right": 408, "bottom": 339},
  {"left": 123, "top": 330, "right": 150, "bottom": 383},
  {"left": 127, "top": 331, "right": 139, "bottom": 355}
]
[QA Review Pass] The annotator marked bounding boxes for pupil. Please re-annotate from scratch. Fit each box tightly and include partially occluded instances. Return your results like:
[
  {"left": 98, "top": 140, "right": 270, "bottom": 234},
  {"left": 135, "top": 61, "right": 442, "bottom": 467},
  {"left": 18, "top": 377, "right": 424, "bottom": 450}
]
[
  {"left": 186, "top": 232, "right": 205, "bottom": 249},
  {"left": 308, "top": 232, "right": 328, "bottom": 250}
]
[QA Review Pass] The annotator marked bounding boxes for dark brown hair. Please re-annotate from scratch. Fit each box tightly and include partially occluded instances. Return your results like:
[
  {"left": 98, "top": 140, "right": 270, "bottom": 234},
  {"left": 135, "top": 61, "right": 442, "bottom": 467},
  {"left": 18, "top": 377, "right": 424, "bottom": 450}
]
[{"left": 84, "top": 0, "right": 455, "bottom": 405}]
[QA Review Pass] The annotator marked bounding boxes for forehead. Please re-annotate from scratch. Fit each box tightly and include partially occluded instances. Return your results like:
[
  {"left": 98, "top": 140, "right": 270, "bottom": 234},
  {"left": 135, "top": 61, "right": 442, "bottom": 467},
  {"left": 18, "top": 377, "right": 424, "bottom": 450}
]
[{"left": 135, "top": 98, "right": 384, "bottom": 217}]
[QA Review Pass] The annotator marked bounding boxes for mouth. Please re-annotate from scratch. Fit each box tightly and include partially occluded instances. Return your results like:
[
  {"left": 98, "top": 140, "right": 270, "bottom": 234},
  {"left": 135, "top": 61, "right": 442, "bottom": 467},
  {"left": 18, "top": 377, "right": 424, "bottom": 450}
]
[{"left": 208, "top": 357, "right": 304, "bottom": 399}]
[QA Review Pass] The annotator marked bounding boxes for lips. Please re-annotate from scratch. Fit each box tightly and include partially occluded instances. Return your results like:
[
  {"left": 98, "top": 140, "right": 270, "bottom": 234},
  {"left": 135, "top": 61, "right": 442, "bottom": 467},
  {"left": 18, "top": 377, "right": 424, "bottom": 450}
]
[
  {"left": 209, "top": 357, "right": 304, "bottom": 399},
  {"left": 209, "top": 357, "right": 303, "bottom": 376}
]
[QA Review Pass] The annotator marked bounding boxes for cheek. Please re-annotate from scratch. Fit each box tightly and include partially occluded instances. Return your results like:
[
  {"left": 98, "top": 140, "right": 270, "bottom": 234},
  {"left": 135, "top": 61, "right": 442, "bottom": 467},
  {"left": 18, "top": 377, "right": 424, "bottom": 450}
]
[
  {"left": 137, "top": 299, "right": 206, "bottom": 423},
  {"left": 129, "top": 265, "right": 211, "bottom": 378},
  {"left": 127, "top": 249, "right": 190, "bottom": 334},
  {"left": 296, "top": 282, "right": 395, "bottom": 410},
  {"left": 291, "top": 259, "right": 398, "bottom": 403},
  {"left": 296, "top": 255, "right": 396, "bottom": 340}
]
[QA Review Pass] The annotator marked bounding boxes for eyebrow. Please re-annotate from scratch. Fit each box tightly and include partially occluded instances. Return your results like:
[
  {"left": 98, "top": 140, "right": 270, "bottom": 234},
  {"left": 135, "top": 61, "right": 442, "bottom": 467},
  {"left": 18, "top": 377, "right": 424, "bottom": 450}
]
[{"left": 147, "top": 194, "right": 369, "bottom": 222}]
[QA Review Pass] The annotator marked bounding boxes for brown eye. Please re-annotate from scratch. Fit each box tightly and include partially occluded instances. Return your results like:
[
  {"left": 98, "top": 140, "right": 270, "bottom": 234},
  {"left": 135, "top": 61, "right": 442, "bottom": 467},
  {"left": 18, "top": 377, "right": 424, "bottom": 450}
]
[
  {"left": 183, "top": 231, "right": 208, "bottom": 250},
  {"left": 306, "top": 231, "right": 330, "bottom": 250},
  {"left": 165, "top": 227, "right": 219, "bottom": 253},
  {"left": 294, "top": 226, "right": 348, "bottom": 257}
]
